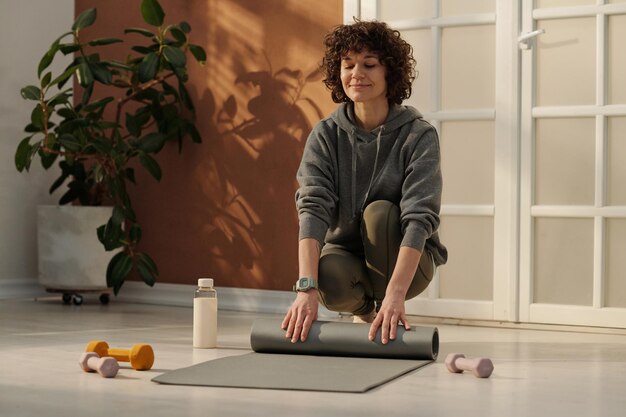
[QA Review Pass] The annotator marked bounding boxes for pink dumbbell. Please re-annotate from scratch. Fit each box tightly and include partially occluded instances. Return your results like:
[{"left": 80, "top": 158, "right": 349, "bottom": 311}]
[
  {"left": 445, "top": 353, "right": 494, "bottom": 378},
  {"left": 79, "top": 352, "right": 119, "bottom": 378}
]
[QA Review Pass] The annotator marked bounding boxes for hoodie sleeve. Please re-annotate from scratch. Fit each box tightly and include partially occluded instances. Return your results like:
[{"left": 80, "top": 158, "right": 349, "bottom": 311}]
[
  {"left": 399, "top": 126, "right": 443, "bottom": 252},
  {"left": 295, "top": 124, "right": 338, "bottom": 246}
]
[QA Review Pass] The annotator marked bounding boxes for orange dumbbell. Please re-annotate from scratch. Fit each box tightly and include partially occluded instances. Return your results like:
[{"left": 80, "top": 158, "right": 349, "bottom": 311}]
[{"left": 86, "top": 340, "right": 154, "bottom": 370}]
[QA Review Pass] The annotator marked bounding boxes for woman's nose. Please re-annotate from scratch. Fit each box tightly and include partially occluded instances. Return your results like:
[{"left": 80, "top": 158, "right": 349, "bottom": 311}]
[{"left": 352, "top": 66, "right": 364, "bottom": 79}]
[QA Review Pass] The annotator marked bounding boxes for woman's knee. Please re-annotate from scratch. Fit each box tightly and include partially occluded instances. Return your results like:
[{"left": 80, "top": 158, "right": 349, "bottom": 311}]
[
  {"left": 405, "top": 251, "right": 435, "bottom": 299},
  {"left": 317, "top": 253, "right": 373, "bottom": 313},
  {"left": 362, "top": 200, "right": 399, "bottom": 230}
]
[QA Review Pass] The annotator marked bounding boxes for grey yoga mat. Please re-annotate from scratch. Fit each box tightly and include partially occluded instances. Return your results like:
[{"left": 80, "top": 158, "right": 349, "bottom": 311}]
[{"left": 152, "top": 318, "right": 439, "bottom": 393}]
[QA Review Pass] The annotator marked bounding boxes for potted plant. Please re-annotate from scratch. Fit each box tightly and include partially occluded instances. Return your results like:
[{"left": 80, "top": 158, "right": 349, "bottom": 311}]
[{"left": 14, "top": 0, "right": 206, "bottom": 300}]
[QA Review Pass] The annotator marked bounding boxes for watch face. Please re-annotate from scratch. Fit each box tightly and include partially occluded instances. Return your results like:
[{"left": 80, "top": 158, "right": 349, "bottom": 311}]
[{"left": 295, "top": 277, "right": 315, "bottom": 292}]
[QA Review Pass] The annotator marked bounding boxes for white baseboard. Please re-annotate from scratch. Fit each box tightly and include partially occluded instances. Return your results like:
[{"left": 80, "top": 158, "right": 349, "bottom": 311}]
[
  {"left": 0, "top": 278, "right": 48, "bottom": 300},
  {"left": 115, "top": 281, "right": 339, "bottom": 318}
]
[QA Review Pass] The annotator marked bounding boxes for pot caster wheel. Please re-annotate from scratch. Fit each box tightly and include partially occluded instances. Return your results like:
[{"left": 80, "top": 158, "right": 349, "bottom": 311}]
[
  {"left": 62, "top": 293, "right": 72, "bottom": 305},
  {"left": 72, "top": 294, "right": 83, "bottom": 306},
  {"left": 99, "top": 293, "right": 110, "bottom": 305}
]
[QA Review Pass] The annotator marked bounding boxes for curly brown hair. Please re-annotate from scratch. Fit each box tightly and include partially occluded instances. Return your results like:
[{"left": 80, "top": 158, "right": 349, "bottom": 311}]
[{"left": 321, "top": 20, "right": 416, "bottom": 105}]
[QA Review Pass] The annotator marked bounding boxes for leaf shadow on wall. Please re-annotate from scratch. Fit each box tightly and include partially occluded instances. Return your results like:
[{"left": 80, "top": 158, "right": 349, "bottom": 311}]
[{"left": 195, "top": 57, "right": 324, "bottom": 289}]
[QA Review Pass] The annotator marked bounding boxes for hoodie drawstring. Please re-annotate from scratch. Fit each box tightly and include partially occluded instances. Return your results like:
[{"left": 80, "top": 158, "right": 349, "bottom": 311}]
[
  {"left": 350, "top": 126, "right": 384, "bottom": 220},
  {"left": 349, "top": 129, "right": 357, "bottom": 220}
]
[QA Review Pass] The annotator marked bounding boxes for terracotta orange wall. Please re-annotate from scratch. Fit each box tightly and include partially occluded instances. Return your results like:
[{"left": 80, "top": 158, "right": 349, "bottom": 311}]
[{"left": 75, "top": 0, "right": 342, "bottom": 289}]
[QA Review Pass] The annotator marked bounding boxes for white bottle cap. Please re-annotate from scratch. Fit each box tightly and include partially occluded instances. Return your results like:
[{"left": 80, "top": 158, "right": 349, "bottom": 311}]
[{"left": 198, "top": 278, "right": 214, "bottom": 288}]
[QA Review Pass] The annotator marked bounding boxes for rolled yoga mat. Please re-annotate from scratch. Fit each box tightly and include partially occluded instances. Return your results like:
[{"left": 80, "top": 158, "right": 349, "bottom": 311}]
[
  {"left": 152, "top": 318, "right": 439, "bottom": 393},
  {"left": 251, "top": 318, "right": 438, "bottom": 359}
]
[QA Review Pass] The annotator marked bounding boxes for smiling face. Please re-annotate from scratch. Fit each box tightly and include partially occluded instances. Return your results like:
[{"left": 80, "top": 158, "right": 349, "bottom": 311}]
[{"left": 340, "top": 50, "right": 387, "bottom": 106}]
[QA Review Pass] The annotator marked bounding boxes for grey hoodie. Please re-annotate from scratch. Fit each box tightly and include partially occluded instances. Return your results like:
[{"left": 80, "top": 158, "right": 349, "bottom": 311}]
[{"left": 296, "top": 102, "right": 448, "bottom": 266}]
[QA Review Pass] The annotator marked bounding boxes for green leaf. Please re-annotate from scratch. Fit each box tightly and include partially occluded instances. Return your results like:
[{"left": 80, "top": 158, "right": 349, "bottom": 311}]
[
  {"left": 106, "top": 252, "right": 133, "bottom": 294},
  {"left": 163, "top": 46, "right": 186, "bottom": 67},
  {"left": 88, "top": 37, "right": 123, "bottom": 46},
  {"left": 47, "top": 87, "right": 72, "bottom": 108},
  {"left": 58, "top": 187, "right": 80, "bottom": 205},
  {"left": 124, "top": 27, "right": 156, "bottom": 37},
  {"left": 59, "top": 44, "right": 81, "bottom": 55},
  {"left": 81, "top": 83, "right": 94, "bottom": 107},
  {"left": 77, "top": 62, "right": 93, "bottom": 87},
  {"left": 24, "top": 124, "right": 41, "bottom": 133},
  {"left": 126, "top": 167, "right": 136, "bottom": 184},
  {"left": 178, "top": 82, "right": 194, "bottom": 111},
  {"left": 138, "top": 132, "right": 166, "bottom": 153},
  {"left": 15, "top": 137, "right": 32, "bottom": 172},
  {"left": 99, "top": 217, "right": 123, "bottom": 251},
  {"left": 39, "top": 134, "right": 58, "bottom": 169},
  {"left": 91, "top": 64, "right": 113, "bottom": 84},
  {"left": 29, "top": 140, "right": 42, "bottom": 168},
  {"left": 179, "top": 21, "right": 191, "bottom": 34},
  {"left": 41, "top": 72, "right": 52, "bottom": 89},
  {"left": 112, "top": 206, "right": 125, "bottom": 228},
  {"left": 134, "top": 107, "right": 152, "bottom": 126},
  {"left": 138, "top": 52, "right": 159, "bottom": 83},
  {"left": 139, "top": 153, "right": 162, "bottom": 180},
  {"left": 172, "top": 66, "right": 188, "bottom": 82},
  {"left": 134, "top": 87, "right": 160, "bottom": 102},
  {"left": 137, "top": 262, "right": 157, "bottom": 286},
  {"left": 58, "top": 133, "right": 82, "bottom": 151},
  {"left": 38, "top": 41, "right": 60, "bottom": 78},
  {"left": 125, "top": 113, "right": 141, "bottom": 137},
  {"left": 94, "top": 121, "right": 120, "bottom": 130},
  {"left": 97, "top": 224, "right": 106, "bottom": 245},
  {"left": 49, "top": 173, "right": 68, "bottom": 195},
  {"left": 170, "top": 27, "right": 187, "bottom": 43},
  {"left": 58, "top": 118, "right": 89, "bottom": 134},
  {"left": 131, "top": 46, "right": 155, "bottom": 54},
  {"left": 141, "top": 0, "right": 165, "bottom": 27},
  {"left": 21, "top": 86, "right": 41, "bottom": 101},
  {"left": 188, "top": 44, "right": 206, "bottom": 65},
  {"left": 56, "top": 108, "right": 75, "bottom": 119},
  {"left": 101, "top": 60, "right": 132, "bottom": 70},
  {"left": 83, "top": 96, "right": 115, "bottom": 112},
  {"left": 88, "top": 136, "right": 113, "bottom": 154},
  {"left": 129, "top": 223, "right": 142, "bottom": 243},
  {"left": 49, "top": 64, "right": 79, "bottom": 87},
  {"left": 72, "top": 8, "right": 97, "bottom": 31},
  {"left": 31, "top": 105, "right": 46, "bottom": 130},
  {"left": 138, "top": 252, "right": 159, "bottom": 275}
]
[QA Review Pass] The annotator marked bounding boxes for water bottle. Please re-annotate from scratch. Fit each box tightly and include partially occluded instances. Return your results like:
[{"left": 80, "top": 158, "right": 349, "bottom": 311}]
[{"left": 193, "top": 278, "right": 217, "bottom": 348}]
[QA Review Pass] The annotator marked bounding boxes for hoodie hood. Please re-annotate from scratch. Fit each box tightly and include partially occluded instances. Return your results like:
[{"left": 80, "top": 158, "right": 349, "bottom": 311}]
[
  {"left": 330, "top": 102, "right": 423, "bottom": 139},
  {"left": 329, "top": 103, "right": 423, "bottom": 220}
]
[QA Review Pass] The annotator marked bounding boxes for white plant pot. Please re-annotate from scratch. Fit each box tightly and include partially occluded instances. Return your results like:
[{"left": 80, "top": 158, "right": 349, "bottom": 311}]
[{"left": 37, "top": 205, "right": 116, "bottom": 290}]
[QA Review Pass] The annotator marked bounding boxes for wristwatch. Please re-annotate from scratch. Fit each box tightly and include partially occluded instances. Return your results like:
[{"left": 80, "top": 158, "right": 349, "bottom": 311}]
[{"left": 293, "top": 277, "right": 318, "bottom": 292}]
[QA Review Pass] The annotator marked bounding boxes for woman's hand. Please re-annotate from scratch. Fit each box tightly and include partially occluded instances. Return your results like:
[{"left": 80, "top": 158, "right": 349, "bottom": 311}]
[
  {"left": 368, "top": 291, "right": 410, "bottom": 344},
  {"left": 368, "top": 246, "right": 420, "bottom": 343},
  {"left": 281, "top": 290, "right": 319, "bottom": 343}
]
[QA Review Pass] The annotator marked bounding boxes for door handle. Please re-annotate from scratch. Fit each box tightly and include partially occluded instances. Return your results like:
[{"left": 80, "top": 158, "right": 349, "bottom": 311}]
[{"left": 518, "top": 29, "right": 545, "bottom": 50}]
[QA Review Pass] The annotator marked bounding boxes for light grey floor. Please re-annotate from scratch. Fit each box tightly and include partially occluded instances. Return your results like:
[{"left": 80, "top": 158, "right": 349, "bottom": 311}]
[{"left": 2, "top": 297, "right": 626, "bottom": 417}]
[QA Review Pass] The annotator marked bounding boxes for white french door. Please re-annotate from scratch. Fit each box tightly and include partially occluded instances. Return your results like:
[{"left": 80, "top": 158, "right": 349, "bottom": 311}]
[
  {"left": 519, "top": 0, "right": 626, "bottom": 327},
  {"left": 347, "top": 0, "right": 626, "bottom": 328}
]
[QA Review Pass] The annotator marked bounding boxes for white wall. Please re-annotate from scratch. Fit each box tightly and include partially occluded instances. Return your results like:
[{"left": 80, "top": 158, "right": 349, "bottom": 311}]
[{"left": 0, "top": 0, "right": 74, "bottom": 298}]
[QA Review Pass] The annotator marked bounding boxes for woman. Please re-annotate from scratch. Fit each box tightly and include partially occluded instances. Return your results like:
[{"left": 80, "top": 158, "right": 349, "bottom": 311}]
[{"left": 282, "top": 20, "right": 447, "bottom": 345}]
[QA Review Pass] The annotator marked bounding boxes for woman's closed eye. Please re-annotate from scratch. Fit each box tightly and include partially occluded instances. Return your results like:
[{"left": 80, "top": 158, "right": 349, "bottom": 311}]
[{"left": 343, "top": 63, "right": 377, "bottom": 69}]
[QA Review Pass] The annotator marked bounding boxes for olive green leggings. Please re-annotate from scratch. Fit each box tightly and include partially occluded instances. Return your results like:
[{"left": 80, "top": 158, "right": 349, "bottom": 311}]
[{"left": 317, "top": 200, "right": 434, "bottom": 316}]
